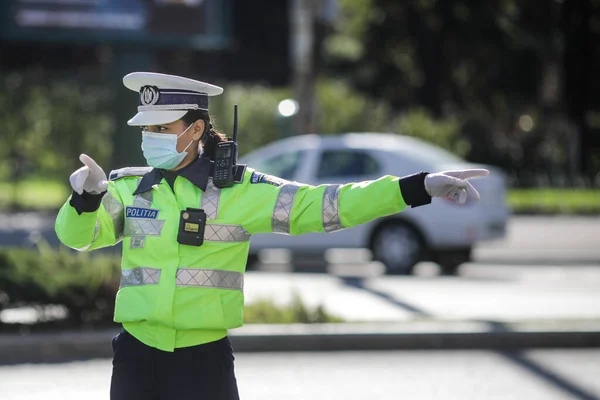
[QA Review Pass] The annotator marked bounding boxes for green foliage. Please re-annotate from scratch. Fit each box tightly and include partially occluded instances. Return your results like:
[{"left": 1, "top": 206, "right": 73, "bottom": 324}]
[
  {"left": 0, "top": 246, "right": 341, "bottom": 332},
  {"left": 207, "top": 83, "right": 291, "bottom": 157},
  {"left": 196, "top": 78, "right": 461, "bottom": 155},
  {"left": 244, "top": 293, "right": 343, "bottom": 324},
  {"left": 508, "top": 189, "right": 600, "bottom": 215},
  {"left": 317, "top": 78, "right": 393, "bottom": 134},
  {"left": 324, "top": 0, "right": 551, "bottom": 113},
  {"left": 324, "top": 0, "right": 374, "bottom": 62},
  {"left": 0, "top": 245, "right": 120, "bottom": 326},
  {"left": 0, "top": 69, "right": 114, "bottom": 184},
  {"left": 393, "top": 108, "right": 467, "bottom": 157},
  {"left": 3, "top": 64, "right": 592, "bottom": 200},
  {"left": 322, "top": 0, "right": 600, "bottom": 179},
  {"left": 177, "top": 79, "right": 401, "bottom": 156},
  {"left": 0, "top": 179, "right": 69, "bottom": 210}
]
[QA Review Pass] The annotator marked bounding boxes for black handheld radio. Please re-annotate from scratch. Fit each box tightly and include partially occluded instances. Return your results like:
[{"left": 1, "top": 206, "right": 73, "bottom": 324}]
[{"left": 213, "top": 105, "right": 239, "bottom": 188}]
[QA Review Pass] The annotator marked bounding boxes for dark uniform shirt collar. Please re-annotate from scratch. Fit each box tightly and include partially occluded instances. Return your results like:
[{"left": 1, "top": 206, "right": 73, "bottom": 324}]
[{"left": 133, "top": 156, "right": 213, "bottom": 195}]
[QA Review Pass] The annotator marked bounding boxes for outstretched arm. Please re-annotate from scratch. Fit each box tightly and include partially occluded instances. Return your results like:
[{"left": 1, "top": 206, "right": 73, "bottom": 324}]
[{"left": 242, "top": 168, "right": 487, "bottom": 236}]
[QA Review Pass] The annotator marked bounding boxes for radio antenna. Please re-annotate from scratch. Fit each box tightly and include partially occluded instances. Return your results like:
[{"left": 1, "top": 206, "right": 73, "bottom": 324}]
[{"left": 233, "top": 104, "right": 238, "bottom": 144}]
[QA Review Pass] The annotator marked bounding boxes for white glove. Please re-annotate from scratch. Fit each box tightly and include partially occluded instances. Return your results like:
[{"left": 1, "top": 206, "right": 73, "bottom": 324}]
[
  {"left": 424, "top": 169, "right": 489, "bottom": 204},
  {"left": 69, "top": 154, "right": 108, "bottom": 195}
]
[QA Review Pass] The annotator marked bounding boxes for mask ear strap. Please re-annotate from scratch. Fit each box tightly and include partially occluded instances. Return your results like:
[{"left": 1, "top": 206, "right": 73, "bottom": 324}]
[
  {"left": 181, "top": 137, "right": 195, "bottom": 153},
  {"left": 177, "top": 123, "right": 194, "bottom": 139}
]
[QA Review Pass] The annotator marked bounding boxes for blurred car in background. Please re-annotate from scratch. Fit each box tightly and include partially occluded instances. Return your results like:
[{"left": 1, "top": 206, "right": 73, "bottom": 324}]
[{"left": 240, "top": 133, "right": 510, "bottom": 275}]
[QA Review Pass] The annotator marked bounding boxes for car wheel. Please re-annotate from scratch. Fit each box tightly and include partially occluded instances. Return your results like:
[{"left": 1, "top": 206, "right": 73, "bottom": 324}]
[
  {"left": 246, "top": 254, "right": 259, "bottom": 271},
  {"left": 436, "top": 248, "right": 472, "bottom": 276},
  {"left": 371, "top": 222, "right": 423, "bottom": 275},
  {"left": 438, "top": 262, "right": 460, "bottom": 276}
]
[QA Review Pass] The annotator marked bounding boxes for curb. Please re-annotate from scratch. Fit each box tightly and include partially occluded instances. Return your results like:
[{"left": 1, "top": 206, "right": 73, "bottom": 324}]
[
  {"left": 231, "top": 320, "right": 600, "bottom": 352},
  {"left": 1, "top": 320, "right": 599, "bottom": 364}
]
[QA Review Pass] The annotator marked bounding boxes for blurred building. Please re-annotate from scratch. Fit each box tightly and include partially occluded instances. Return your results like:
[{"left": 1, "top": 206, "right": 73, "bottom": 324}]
[
  {"left": 0, "top": 0, "right": 299, "bottom": 167},
  {"left": 0, "top": 0, "right": 291, "bottom": 85}
]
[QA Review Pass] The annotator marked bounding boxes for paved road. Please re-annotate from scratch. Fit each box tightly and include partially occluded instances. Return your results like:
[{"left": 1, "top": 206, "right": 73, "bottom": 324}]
[
  {"left": 473, "top": 216, "right": 600, "bottom": 263},
  {"left": 1, "top": 349, "right": 599, "bottom": 400}
]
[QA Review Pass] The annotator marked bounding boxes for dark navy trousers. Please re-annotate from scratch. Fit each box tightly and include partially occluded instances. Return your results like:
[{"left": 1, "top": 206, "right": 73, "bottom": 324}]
[{"left": 110, "top": 329, "right": 240, "bottom": 400}]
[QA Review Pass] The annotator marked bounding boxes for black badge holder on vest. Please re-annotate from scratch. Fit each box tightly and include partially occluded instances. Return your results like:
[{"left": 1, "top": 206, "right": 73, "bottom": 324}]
[
  {"left": 213, "top": 105, "right": 239, "bottom": 188},
  {"left": 177, "top": 208, "right": 207, "bottom": 246}
]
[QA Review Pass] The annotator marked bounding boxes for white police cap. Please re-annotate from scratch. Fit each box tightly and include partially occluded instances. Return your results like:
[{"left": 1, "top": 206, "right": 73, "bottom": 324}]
[{"left": 123, "top": 72, "right": 223, "bottom": 126}]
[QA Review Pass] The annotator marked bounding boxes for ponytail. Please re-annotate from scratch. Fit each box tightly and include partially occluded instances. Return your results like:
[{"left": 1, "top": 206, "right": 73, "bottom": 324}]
[
  {"left": 202, "top": 128, "right": 229, "bottom": 161},
  {"left": 181, "top": 110, "right": 229, "bottom": 161}
]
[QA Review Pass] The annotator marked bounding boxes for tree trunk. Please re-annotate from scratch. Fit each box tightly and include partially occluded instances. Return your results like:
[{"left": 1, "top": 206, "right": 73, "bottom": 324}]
[{"left": 291, "top": 0, "right": 318, "bottom": 135}]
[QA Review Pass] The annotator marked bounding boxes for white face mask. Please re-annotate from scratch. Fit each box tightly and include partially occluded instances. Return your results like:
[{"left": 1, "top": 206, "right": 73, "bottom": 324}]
[{"left": 141, "top": 124, "right": 195, "bottom": 169}]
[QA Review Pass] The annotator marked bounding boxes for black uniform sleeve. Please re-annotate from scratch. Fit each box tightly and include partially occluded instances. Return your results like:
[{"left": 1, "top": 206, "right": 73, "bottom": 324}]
[
  {"left": 69, "top": 190, "right": 106, "bottom": 215},
  {"left": 398, "top": 172, "right": 432, "bottom": 208}
]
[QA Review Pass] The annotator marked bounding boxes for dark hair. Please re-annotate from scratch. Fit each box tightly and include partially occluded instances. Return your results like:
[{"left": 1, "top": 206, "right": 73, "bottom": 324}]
[{"left": 181, "top": 110, "right": 229, "bottom": 160}]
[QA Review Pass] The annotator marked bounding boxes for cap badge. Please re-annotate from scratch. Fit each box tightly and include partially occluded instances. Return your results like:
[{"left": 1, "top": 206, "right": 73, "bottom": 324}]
[{"left": 140, "top": 86, "right": 160, "bottom": 106}]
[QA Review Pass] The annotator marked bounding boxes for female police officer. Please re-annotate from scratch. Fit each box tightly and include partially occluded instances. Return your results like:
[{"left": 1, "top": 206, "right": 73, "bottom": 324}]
[{"left": 55, "top": 72, "right": 488, "bottom": 400}]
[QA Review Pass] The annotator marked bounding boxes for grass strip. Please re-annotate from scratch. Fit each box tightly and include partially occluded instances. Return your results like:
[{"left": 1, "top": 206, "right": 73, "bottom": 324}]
[
  {"left": 508, "top": 189, "right": 600, "bottom": 214},
  {"left": 0, "top": 180, "right": 69, "bottom": 210}
]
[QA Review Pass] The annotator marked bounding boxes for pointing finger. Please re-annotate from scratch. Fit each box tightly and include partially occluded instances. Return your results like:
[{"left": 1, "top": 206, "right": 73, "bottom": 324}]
[
  {"left": 444, "top": 169, "right": 490, "bottom": 180},
  {"left": 79, "top": 154, "right": 101, "bottom": 171}
]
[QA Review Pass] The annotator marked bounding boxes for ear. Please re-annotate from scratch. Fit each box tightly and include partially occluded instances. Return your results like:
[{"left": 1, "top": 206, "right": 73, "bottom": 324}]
[{"left": 191, "top": 120, "right": 205, "bottom": 141}]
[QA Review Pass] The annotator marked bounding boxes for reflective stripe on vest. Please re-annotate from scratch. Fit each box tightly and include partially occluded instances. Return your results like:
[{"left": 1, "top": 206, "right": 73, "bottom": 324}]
[
  {"left": 271, "top": 183, "right": 344, "bottom": 234},
  {"left": 176, "top": 268, "right": 244, "bottom": 290},
  {"left": 124, "top": 218, "right": 165, "bottom": 236},
  {"left": 102, "top": 191, "right": 124, "bottom": 240},
  {"left": 201, "top": 179, "right": 221, "bottom": 220},
  {"left": 272, "top": 183, "right": 303, "bottom": 234},
  {"left": 120, "top": 267, "right": 161, "bottom": 287},
  {"left": 322, "top": 184, "right": 344, "bottom": 232},
  {"left": 200, "top": 179, "right": 249, "bottom": 242},
  {"left": 205, "top": 224, "right": 250, "bottom": 242},
  {"left": 120, "top": 267, "right": 243, "bottom": 291}
]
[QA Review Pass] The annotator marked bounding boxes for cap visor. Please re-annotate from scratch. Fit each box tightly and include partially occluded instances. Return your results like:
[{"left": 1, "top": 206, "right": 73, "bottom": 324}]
[{"left": 127, "top": 110, "right": 188, "bottom": 126}]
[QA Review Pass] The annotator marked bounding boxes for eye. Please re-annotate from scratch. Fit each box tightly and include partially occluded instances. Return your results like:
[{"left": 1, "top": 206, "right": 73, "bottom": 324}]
[{"left": 158, "top": 126, "right": 168, "bottom": 132}]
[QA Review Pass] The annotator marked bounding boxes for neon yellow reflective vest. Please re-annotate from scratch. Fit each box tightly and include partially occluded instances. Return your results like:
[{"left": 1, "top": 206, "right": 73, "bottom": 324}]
[{"left": 55, "top": 164, "right": 411, "bottom": 351}]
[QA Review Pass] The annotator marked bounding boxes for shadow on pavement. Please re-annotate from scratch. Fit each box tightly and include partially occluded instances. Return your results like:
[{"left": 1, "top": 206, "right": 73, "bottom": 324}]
[
  {"left": 500, "top": 351, "right": 599, "bottom": 400},
  {"left": 339, "top": 277, "right": 432, "bottom": 316},
  {"left": 340, "top": 277, "right": 600, "bottom": 400}
]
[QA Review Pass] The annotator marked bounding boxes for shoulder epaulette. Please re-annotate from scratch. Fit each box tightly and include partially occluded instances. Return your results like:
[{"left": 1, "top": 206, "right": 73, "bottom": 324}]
[
  {"left": 234, "top": 164, "right": 247, "bottom": 183},
  {"left": 248, "top": 170, "right": 290, "bottom": 187},
  {"left": 109, "top": 166, "right": 153, "bottom": 181}
]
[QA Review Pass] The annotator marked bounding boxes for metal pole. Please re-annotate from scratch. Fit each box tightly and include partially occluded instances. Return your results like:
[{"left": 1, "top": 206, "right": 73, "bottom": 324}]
[{"left": 291, "top": 0, "right": 317, "bottom": 135}]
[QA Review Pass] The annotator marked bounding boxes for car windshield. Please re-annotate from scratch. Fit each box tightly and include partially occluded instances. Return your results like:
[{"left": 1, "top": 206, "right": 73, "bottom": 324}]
[{"left": 317, "top": 149, "right": 381, "bottom": 179}]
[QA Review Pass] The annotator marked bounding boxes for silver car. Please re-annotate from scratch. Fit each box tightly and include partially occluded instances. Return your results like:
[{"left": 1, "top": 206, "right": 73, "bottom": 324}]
[{"left": 240, "top": 133, "right": 510, "bottom": 275}]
